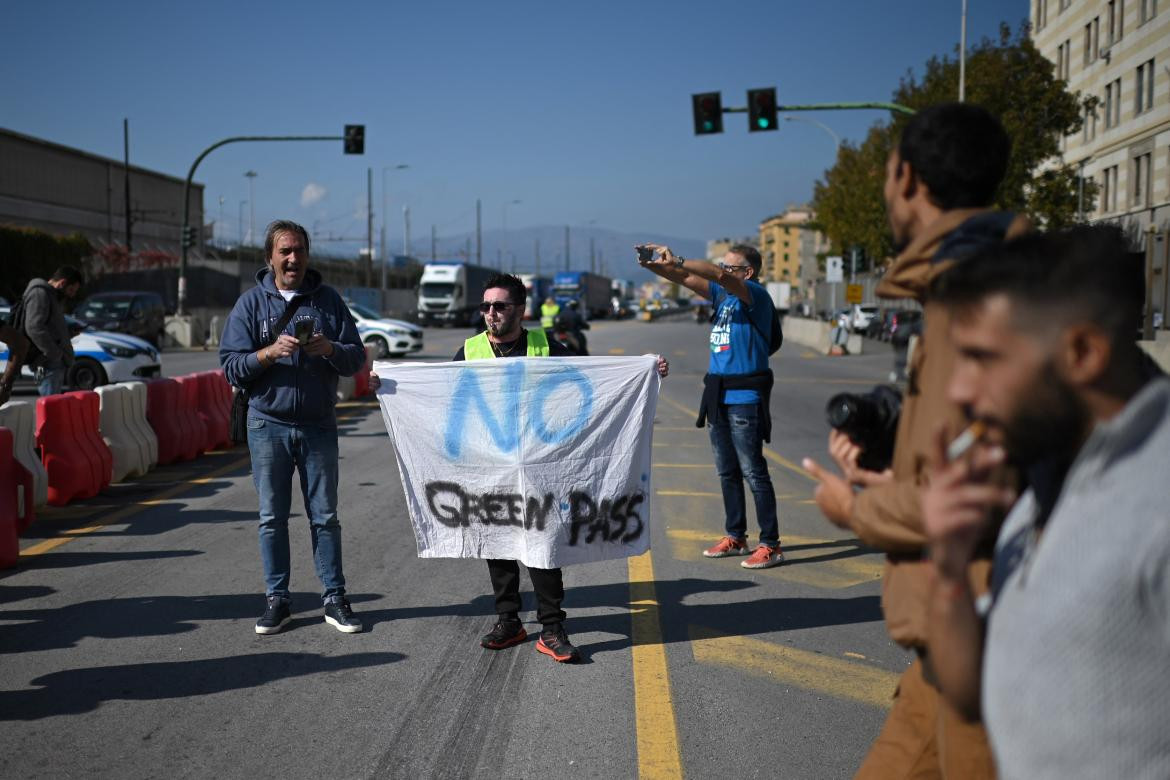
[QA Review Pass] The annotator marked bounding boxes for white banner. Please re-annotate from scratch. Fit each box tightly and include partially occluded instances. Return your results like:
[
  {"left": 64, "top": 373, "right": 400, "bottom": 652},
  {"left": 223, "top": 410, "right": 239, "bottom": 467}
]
[{"left": 374, "top": 355, "right": 660, "bottom": 569}]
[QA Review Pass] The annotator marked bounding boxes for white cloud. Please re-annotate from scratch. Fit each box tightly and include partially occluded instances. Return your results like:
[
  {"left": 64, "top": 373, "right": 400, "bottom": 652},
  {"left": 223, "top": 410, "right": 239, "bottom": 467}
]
[{"left": 300, "top": 182, "right": 327, "bottom": 208}]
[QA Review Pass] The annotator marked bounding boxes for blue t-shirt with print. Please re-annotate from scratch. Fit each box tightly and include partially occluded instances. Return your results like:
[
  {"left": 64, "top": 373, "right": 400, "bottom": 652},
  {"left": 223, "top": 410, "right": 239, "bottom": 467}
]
[{"left": 708, "top": 280, "right": 774, "bottom": 404}]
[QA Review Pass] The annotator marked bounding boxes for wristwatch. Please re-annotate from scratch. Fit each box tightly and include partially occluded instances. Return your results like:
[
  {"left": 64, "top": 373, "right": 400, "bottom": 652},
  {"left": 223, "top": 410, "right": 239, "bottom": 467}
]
[{"left": 673, "top": 256, "right": 685, "bottom": 269}]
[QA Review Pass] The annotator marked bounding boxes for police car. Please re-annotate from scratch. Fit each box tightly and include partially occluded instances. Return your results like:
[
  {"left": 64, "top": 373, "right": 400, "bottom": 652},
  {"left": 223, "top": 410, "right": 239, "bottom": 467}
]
[
  {"left": 0, "top": 308, "right": 161, "bottom": 390},
  {"left": 345, "top": 300, "right": 423, "bottom": 359}
]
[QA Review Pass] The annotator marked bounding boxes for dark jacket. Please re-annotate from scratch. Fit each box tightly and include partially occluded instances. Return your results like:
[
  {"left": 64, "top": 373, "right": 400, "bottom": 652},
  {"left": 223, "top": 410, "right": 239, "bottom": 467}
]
[
  {"left": 219, "top": 268, "right": 365, "bottom": 426},
  {"left": 22, "top": 278, "right": 74, "bottom": 367}
]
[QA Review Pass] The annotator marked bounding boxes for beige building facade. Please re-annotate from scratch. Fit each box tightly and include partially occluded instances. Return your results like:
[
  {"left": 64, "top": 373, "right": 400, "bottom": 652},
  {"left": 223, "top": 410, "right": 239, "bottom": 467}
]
[
  {"left": 1032, "top": 0, "right": 1169, "bottom": 230},
  {"left": 757, "top": 206, "right": 828, "bottom": 299}
]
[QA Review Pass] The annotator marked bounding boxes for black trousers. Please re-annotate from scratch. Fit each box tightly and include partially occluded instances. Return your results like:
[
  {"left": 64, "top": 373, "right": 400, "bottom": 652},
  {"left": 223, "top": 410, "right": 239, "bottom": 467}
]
[{"left": 486, "top": 559, "right": 566, "bottom": 627}]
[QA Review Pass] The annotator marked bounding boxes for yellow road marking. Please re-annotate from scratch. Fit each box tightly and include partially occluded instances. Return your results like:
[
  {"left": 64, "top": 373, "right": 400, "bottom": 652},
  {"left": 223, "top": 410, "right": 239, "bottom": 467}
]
[
  {"left": 21, "top": 405, "right": 372, "bottom": 558},
  {"left": 844, "top": 652, "right": 867, "bottom": 660},
  {"left": 628, "top": 551, "right": 684, "bottom": 779},
  {"left": 664, "top": 529, "right": 882, "bottom": 589},
  {"left": 608, "top": 347, "right": 627, "bottom": 354},
  {"left": 801, "top": 350, "right": 818, "bottom": 359},
  {"left": 21, "top": 453, "right": 252, "bottom": 557},
  {"left": 656, "top": 489, "right": 720, "bottom": 497},
  {"left": 657, "top": 394, "right": 814, "bottom": 482},
  {"left": 688, "top": 625, "right": 897, "bottom": 709}
]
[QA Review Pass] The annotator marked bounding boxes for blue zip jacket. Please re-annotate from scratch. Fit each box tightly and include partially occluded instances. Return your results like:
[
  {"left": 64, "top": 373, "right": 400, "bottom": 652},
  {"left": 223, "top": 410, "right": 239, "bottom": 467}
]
[{"left": 219, "top": 267, "right": 365, "bottom": 426}]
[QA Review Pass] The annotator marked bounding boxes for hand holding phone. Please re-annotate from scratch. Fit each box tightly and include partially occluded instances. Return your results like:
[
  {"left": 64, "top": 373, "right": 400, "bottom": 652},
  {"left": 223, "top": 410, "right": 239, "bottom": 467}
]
[
  {"left": 636, "top": 245, "right": 656, "bottom": 265},
  {"left": 294, "top": 319, "right": 314, "bottom": 346}
]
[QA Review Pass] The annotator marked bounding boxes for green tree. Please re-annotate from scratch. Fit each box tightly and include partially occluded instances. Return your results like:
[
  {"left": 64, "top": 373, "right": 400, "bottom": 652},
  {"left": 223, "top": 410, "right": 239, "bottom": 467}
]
[{"left": 813, "top": 23, "right": 1097, "bottom": 259}]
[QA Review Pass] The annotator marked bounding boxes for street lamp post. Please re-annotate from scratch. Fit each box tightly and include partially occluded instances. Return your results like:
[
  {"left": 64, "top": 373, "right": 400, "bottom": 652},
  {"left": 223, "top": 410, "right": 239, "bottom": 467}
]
[
  {"left": 782, "top": 115, "right": 841, "bottom": 150},
  {"left": 381, "top": 164, "right": 409, "bottom": 292},
  {"left": 238, "top": 200, "right": 247, "bottom": 247},
  {"left": 502, "top": 199, "right": 521, "bottom": 272},
  {"left": 244, "top": 170, "right": 257, "bottom": 245}
]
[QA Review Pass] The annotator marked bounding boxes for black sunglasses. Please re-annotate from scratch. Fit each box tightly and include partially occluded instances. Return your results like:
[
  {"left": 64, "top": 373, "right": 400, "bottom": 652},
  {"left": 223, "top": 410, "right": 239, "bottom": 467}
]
[{"left": 479, "top": 301, "right": 518, "bottom": 313}]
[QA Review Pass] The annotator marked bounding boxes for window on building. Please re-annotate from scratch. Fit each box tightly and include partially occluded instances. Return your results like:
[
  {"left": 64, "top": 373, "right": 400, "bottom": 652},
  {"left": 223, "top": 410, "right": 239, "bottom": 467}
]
[
  {"left": 1101, "top": 165, "right": 1120, "bottom": 212},
  {"left": 1136, "top": 59, "right": 1155, "bottom": 114},
  {"left": 1132, "top": 152, "right": 1152, "bottom": 207},
  {"left": 1105, "top": 79, "right": 1123, "bottom": 127},
  {"left": 1107, "top": 0, "right": 1124, "bottom": 44},
  {"left": 1084, "top": 17, "right": 1100, "bottom": 64},
  {"left": 1037, "top": 0, "right": 1049, "bottom": 30},
  {"left": 1056, "top": 40, "right": 1072, "bottom": 80},
  {"left": 1084, "top": 102, "right": 1098, "bottom": 142},
  {"left": 1140, "top": 0, "right": 1157, "bottom": 23}
]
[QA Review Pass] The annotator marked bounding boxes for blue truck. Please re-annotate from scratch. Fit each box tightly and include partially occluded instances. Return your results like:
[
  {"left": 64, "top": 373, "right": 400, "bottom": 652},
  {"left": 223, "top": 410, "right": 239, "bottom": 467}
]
[{"left": 552, "top": 271, "right": 612, "bottom": 319}]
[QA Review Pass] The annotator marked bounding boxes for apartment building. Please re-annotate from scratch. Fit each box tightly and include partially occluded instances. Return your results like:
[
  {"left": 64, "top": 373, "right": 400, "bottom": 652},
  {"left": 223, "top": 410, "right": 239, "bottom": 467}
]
[
  {"left": 1032, "top": 0, "right": 1169, "bottom": 229},
  {"left": 757, "top": 206, "right": 828, "bottom": 298}
]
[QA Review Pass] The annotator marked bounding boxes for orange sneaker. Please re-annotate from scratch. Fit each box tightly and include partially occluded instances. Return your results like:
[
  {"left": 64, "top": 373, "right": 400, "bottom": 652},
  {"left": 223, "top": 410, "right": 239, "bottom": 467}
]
[
  {"left": 741, "top": 544, "right": 784, "bottom": 569},
  {"left": 703, "top": 536, "right": 750, "bottom": 558}
]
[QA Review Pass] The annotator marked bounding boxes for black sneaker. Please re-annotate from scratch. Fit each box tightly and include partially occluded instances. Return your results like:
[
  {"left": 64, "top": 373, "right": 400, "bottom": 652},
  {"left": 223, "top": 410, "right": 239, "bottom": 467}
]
[
  {"left": 323, "top": 596, "right": 363, "bottom": 633},
  {"left": 255, "top": 595, "right": 291, "bottom": 635},
  {"left": 480, "top": 619, "right": 527, "bottom": 650},
  {"left": 536, "top": 625, "right": 580, "bottom": 663}
]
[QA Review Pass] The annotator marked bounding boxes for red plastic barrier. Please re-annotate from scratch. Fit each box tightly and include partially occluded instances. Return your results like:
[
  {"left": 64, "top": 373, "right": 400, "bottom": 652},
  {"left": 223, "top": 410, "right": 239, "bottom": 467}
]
[
  {"left": 0, "top": 428, "right": 27, "bottom": 568},
  {"left": 146, "top": 379, "right": 185, "bottom": 465},
  {"left": 0, "top": 425, "right": 34, "bottom": 535},
  {"left": 175, "top": 375, "right": 209, "bottom": 460},
  {"left": 353, "top": 347, "right": 375, "bottom": 398},
  {"left": 68, "top": 391, "right": 113, "bottom": 493},
  {"left": 37, "top": 395, "right": 102, "bottom": 506},
  {"left": 194, "top": 371, "right": 231, "bottom": 451}
]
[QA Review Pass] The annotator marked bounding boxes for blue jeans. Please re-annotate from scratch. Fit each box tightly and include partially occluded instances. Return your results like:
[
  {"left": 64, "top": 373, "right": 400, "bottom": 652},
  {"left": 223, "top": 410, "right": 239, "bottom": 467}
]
[
  {"left": 247, "top": 415, "right": 345, "bottom": 603},
  {"left": 708, "top": 403, "right": 780, "bottom": 547},
  {"left": 37, "top": 363, "right": 66, "bottom": 396}
]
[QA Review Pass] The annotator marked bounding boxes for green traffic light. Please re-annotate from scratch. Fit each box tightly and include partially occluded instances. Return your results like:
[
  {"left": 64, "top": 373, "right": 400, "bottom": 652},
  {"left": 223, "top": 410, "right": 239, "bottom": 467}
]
[{"left": 757, "top": 118, "right": 771, "bottom": 129}]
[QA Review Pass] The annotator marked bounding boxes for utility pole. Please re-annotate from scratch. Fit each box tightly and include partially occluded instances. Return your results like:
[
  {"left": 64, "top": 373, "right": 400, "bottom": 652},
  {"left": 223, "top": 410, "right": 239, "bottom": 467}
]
[
  {"left": 365, "top": 167, "right": 373, "bottom": 287},
  {"left": 431, "top": 224, "right": 437, "bottom": 261},
  {"left": 244, "top": 170, "right": 257, "bottom": 246},
  {"left": 403, "top": 205, "right": 411, "bottom": 257},
  {"left": 123, "top": 118, "right": 132, "bottom": 251},
  {"left": 564, "top": 226, "right": 570, "bottom": 271},
  {"left": 475, "top": 198, "right": 482, "bottom": 265},
  {"left": 959, "top": 0, "right": 969, "bottom": 102},
  {"left": 535, "top": 239, "right": 541, "bottom": 277},
  {"left": 590, "top": 236, "right": 595, "bottom": 274}
]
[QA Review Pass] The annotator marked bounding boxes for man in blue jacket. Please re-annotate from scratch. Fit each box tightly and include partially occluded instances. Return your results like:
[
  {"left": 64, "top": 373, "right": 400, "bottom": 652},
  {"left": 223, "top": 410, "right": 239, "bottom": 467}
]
[{"left": 220, "top": 220, "right": 367, "bottom": 635}]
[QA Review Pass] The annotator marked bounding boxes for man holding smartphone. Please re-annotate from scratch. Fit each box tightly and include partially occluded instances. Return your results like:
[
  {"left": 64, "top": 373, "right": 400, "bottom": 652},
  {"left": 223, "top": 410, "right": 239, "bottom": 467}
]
[
  {"left": 638, "top": 243, "right": 784, "bottom": 569},
  {"left": 220, "top": 220, "right": 368, "bottom": 635}
]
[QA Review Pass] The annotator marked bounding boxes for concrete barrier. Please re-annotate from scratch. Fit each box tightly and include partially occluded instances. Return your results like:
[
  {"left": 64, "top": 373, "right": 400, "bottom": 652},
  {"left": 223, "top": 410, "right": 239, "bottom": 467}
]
[
  {"left": 1139, "top": 331, "right": 1170, "bottom": 373},
  {"left": 124, "top": 382, "right": 159, "bottom": 469},
  {"left": 164, "top": 314, "right": 205, "bottom": 348},
  {"left": 95, "top": 385, "right": 145, "bottom": 483},
  {"left": 782, "top": 317, "right": 864, "bottom": 355},
  {"left": 0, "top": 401, "right": 48, "bottom": 510}
]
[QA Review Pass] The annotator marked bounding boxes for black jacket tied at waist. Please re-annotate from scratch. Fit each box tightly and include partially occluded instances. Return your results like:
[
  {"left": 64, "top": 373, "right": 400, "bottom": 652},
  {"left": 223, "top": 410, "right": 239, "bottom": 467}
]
[{"left": 696, "top": 370, "right": 775, "bottom": 442}]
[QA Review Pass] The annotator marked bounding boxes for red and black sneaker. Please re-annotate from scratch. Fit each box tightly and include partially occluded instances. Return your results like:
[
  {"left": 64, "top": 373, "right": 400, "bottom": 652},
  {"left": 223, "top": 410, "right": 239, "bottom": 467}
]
[
  {"left": 536, "top": 625, "right": 581, "bottom": 663},
  {"left": 480, "top": 619, "right": 527, "bottom": 650}
]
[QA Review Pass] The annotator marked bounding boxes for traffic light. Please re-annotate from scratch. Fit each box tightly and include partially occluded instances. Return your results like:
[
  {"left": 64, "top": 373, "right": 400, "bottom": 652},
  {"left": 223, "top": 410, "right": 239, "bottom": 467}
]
[
  {"left": 343, "top": 124, "right": 365, "bottom": 154},
  {"left": 180, "top": 225, "right": 196, "bottom": 248},
  {"left": 747, "top": 88, "right": 777, "bottom": 132},
  {"left": 691, "top": 92, "right": 723, "bottom": 135}
]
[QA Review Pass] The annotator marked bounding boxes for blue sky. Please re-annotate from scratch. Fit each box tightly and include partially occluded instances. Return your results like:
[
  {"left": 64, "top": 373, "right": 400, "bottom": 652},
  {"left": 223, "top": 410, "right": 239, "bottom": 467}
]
[{"left": 3, "top": 0, "right": 1028, "bottom": 254}]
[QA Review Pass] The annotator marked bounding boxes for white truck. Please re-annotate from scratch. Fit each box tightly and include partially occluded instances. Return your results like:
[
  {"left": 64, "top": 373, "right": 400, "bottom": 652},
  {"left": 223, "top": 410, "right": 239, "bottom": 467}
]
[{"left": 416, "top": 262, "right": 496, "bottom": 326}]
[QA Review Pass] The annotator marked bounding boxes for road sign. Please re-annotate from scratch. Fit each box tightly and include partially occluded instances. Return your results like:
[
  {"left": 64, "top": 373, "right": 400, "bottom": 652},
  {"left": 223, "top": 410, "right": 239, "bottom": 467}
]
[
  {"left": 825, "top": 256, "right": 844, "bottom": 283},
  {"left": 846, "top": 284, "right": 863, "bottom": 304}
]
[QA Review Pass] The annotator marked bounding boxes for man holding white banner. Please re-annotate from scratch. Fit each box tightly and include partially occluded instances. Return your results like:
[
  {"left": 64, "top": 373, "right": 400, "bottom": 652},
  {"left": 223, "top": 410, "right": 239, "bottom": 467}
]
[{"left": 376, "top": 273, "right": 667, "bottom": 664}]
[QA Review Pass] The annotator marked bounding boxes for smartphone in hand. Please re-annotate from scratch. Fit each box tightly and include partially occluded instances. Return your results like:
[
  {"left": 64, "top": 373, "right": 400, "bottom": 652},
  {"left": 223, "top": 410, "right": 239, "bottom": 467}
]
[
  {"left": 294, "top": 319, "right": 314, "bottom": 345},
  {"left": 636, "top": 245, "right": 656, "bottom": 264}
]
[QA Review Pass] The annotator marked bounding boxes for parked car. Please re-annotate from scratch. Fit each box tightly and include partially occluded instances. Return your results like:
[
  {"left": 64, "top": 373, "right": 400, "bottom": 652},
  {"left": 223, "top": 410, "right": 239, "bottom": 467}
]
[
  {"left": 73, "top": 291, "right": 166, "bottom": 347},
  {"left": 345, "top": 300, "right": 424, "bottom": 359},
  {"left": 0, "top": 307, "right": 162, "bottom": 391},
  {"left": 849, "top": 304, "right": 880, "bottom": 334}
]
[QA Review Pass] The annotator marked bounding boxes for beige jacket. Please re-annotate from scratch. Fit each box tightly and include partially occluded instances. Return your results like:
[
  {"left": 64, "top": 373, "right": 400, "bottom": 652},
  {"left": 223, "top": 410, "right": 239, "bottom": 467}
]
[{"left": 853, "top": 209, "right": 1031, "bottom": 648}]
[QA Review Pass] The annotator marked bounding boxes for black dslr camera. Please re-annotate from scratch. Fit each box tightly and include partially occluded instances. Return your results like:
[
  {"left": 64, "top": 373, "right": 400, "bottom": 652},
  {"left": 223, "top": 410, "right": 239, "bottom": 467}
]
[{"left": 824, "top": 385, "right": 903, "bottom": 472}]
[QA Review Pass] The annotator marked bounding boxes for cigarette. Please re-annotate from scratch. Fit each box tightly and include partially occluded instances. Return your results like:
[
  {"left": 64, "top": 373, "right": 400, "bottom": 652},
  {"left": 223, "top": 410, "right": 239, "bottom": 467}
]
[{"left": 946, "top": 421, "right": 986, "bottom": 461}]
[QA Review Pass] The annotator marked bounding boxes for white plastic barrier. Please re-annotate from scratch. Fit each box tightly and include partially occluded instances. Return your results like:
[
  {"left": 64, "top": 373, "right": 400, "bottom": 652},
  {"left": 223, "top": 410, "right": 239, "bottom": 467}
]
[
  {"left": 96, "top": 385, "right": 146, "bottom": 482},
  {"left": 0, "top": 400, "right": 48, "bottom": 509},
  {"left": 336, "top": 375, "right": 356, "bottom": 403},
  {"left": 123, "top": 382, "right": 159, "bottom": 470}
]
